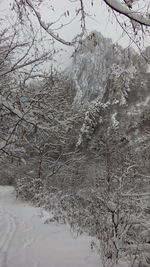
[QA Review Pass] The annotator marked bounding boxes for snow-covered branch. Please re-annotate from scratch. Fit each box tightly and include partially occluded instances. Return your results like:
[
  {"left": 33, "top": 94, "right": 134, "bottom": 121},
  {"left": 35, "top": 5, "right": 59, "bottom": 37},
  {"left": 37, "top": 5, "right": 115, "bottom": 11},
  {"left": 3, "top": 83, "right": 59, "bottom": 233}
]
[{"left": 103, "top": 0, "right": 150, "bottom": 26}]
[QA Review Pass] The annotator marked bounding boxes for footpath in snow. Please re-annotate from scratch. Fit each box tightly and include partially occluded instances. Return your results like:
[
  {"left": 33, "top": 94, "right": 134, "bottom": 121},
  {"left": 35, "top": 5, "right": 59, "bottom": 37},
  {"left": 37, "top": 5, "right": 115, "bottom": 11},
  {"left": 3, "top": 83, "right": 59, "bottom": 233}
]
[{"left": 0, "top": 186, "right": 101, "bottom": 267}]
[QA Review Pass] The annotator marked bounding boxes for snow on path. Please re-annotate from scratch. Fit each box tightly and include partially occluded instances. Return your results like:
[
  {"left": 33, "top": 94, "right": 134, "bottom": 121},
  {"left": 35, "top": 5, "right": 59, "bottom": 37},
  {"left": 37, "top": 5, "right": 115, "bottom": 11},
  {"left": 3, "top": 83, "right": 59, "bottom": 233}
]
[{"left": 0, "top": 186, "right": 101, "bottom": 267}]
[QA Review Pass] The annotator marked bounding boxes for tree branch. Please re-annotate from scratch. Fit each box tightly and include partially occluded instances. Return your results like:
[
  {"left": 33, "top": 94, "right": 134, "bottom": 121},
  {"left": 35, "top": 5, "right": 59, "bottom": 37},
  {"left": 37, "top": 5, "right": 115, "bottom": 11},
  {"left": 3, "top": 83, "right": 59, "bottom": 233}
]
[
  {"left": 25, "top": 0, "right": 76, "bottom": 46},
  {"left": 103, "top": 0, "right": 150, "bottom": 26}
]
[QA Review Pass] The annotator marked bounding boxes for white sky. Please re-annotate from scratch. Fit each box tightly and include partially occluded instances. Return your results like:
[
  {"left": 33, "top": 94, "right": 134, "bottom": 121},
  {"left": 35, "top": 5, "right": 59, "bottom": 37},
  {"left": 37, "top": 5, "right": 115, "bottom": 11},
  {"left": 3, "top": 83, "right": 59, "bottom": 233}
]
[{"left": 0, "top": 0, "right": 150, "bottom": 69}]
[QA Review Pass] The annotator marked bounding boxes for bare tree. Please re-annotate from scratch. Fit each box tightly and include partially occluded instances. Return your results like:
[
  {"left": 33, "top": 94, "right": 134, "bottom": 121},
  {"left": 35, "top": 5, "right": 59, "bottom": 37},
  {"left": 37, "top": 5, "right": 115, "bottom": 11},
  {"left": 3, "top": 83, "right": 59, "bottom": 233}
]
[{"left": 0, "top": 9, "right": 72, "bottom": 188}]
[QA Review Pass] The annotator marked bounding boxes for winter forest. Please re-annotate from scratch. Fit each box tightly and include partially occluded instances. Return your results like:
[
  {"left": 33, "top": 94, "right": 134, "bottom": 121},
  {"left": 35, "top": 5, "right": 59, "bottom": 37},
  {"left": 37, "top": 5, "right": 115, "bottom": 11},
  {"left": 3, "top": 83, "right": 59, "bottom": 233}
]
[{"left": 0, "top": 1, "right": 150, "bottom": 267}]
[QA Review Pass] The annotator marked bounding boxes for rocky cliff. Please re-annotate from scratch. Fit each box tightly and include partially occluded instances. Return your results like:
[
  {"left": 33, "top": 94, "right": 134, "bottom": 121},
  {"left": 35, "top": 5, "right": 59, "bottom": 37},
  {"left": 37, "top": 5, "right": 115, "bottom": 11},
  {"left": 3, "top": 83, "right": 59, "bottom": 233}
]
[{"left": 69, "top": 31, "right": 149, "bottom": 109}]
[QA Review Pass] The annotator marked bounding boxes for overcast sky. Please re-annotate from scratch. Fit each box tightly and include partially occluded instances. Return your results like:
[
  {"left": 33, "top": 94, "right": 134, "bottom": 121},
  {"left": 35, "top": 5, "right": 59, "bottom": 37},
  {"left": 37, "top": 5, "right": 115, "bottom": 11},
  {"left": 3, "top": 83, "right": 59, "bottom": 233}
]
[{"left": 0, "top": 0, "right": 149, "bottom": 69}]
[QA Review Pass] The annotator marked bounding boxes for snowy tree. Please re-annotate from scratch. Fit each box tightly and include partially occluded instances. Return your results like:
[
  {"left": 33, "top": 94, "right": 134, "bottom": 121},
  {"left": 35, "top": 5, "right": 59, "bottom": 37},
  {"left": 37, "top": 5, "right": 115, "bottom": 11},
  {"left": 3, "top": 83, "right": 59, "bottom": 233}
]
[
  {"left": 0, "top": 3, "right": 149, "bottom": 267},
  {"left": 0, "top": 12, "right": 77, "bottom": 188}
]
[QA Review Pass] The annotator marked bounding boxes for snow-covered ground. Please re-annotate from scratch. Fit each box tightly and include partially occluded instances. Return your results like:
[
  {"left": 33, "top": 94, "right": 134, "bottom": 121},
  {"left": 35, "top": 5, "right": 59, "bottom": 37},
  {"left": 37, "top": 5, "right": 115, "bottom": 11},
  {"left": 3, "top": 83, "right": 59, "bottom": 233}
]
[{"left": 0, "top": 186, "right": 101, "bottom": 267}]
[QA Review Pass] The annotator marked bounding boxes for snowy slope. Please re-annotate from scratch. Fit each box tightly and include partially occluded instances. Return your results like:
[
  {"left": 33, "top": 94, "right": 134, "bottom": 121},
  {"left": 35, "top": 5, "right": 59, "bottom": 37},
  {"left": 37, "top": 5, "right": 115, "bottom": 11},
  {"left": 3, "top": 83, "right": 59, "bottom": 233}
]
[{"left": 0, "top": 186, "right": 101, "bottom": 267}]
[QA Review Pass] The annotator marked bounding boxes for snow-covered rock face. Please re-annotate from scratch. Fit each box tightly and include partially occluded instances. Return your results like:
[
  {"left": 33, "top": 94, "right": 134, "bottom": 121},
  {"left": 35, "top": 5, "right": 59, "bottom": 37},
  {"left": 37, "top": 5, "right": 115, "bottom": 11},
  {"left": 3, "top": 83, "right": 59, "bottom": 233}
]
[
  {"left": 68, "top": 31, "right": 150, "bottom": 151},
  {"left": 69, "top": 31, "right": 148, "bottom": 109}
]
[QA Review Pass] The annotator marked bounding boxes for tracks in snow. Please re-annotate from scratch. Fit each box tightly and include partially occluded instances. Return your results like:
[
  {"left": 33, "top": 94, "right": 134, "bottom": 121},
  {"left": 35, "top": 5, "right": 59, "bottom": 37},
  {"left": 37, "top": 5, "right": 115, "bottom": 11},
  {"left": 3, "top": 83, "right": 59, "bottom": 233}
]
[
  {"left": 0, "top": 206, "right": 17, "bottom": 267},
  {"left": 0, "top": 187, "right": 101, "bottom": 267}
]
